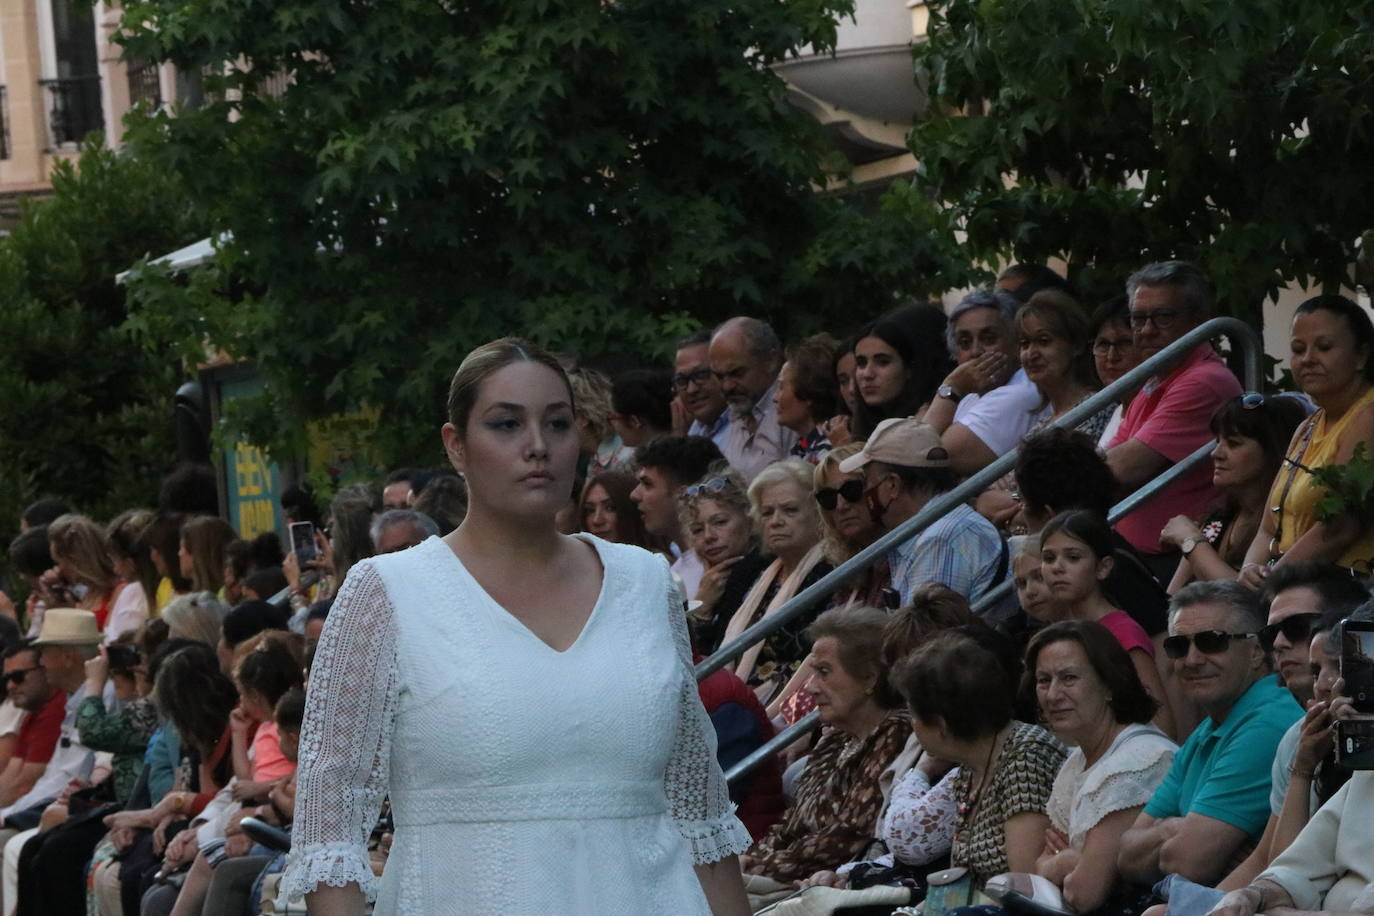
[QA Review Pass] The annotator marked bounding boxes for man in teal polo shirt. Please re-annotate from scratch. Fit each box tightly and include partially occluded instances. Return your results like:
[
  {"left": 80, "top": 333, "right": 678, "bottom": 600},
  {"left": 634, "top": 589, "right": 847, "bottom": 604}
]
[{"left": 1119, "top": 581, "right": 1302, "bottom": 887}]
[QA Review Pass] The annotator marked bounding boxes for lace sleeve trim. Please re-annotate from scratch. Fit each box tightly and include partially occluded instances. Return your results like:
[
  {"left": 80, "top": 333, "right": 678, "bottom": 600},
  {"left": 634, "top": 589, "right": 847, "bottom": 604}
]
[
  {"left": 282, "top": 842, "right": 380, "bottom": 903},
  {"left": 283, "top": 560, "right": 399, "bottom": 902},
  {"left": 661, "top": 557, "right": 753, "bottom": 865}
]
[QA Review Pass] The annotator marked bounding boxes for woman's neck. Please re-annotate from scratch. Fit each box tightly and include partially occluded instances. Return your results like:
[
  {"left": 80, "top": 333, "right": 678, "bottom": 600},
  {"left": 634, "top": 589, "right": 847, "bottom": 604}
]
[
  {"left": 959, "top": 722, "right": 1012, "bottom": 777},
  {"left": 450, "top": 504, "right": 563, "bottom": 567},
  {"left": 1042, "top": 377, "right": 1090, "bottom": 417},
  {"left": 1073, "top": 718, "right": 1126, "bottom": 769},
  {"left": 775, "top": 542, "right": 818, "bottom": 578},
  {"left": 1069, "top": 590, "right": 1117, "bottom": 623},
  {"left": 843, "top": 702, "right": 890, "bottom": 742},
  {"left": 1315, "top": 379, "right": 1371, "bottom": 420},
  {"left": 1231, "top": 483, "right": 1269, "bottom": 517}
]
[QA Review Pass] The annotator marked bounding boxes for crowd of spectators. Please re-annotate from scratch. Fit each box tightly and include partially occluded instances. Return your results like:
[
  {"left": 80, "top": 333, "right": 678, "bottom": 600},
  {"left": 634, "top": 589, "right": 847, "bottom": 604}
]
[{"left": 4, "top": 259, "right": 1374, "bottom": 916}]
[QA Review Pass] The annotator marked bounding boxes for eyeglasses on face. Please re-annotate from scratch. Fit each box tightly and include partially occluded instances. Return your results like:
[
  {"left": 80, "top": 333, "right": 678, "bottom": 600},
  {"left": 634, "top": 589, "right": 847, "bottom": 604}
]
[
  {"left": 681, "top": 476, "right": 733, "bottom": 500},
  {"left": 1092, "top": 338, "right": 1134, "bottom": 356},
  {"left": 1128, "top": 308, "right": 1184, "bottom": 330},
  {"left": 815, "top": 479, "right": 865, "bottom": 511},
  {"left": 1162, "top": 630, "right": 1258, "bottom": 659},
  {"left": 2, "top": 666, "right": 43, "bottom": 687},
  {"left": 672, "top": 368, "right": 714, "bottom": 393},
  {"left": 1259, "top": 612, "right": 1321, "bottom": 651}
]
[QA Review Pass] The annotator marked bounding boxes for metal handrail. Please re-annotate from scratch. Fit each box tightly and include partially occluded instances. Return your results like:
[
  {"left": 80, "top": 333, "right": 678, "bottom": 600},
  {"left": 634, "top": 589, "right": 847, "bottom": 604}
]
[
  {"left": 723, "top": 437, "right": 1219, "bottom": 784},
  {"left": 696, "top": 316, "right": 1260, "bottom": 683}
]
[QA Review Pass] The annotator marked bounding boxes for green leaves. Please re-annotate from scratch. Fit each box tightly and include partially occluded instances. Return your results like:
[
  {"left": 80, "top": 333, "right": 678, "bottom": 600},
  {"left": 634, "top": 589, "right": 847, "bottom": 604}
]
[{"left": 1310, "top": 443, "right": 1374, "bottom": 523}]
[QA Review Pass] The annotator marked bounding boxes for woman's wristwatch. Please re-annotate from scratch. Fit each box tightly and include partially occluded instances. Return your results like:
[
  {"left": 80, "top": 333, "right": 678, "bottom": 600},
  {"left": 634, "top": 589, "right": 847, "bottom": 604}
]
[{"left": 937, "top": 384, "right": 963, "bottom": 403}]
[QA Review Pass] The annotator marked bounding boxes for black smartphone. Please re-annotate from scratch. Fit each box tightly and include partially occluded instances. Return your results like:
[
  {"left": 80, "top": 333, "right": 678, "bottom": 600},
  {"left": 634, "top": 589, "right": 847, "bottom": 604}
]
[
  {"left": 106, "top": 644, "right": 140, "bottom": 671},
  {"left": 290, "top": 521, "right": 319, "bottom": 565},
  {"left": 1340, "top": 619, "right": 1374, "bottom": 713}
]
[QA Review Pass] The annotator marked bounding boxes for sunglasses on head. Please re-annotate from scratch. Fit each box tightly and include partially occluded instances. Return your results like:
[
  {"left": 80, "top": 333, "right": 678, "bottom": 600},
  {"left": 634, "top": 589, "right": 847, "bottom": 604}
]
[
  {"left": 1162, "top": 630, "right": 1258, "bottom": 660},
  {"left": 1259, "top": 613, "right": 1321, "bottom": 651},
  {"left": 682, "top": 476, "right": 732, "bottom": 500},
  {"left": 1240, "top": 392, "right": 1265, "bottom": 409},
  {"left": 2, "top": 666, "right": 42, "bottom": 687},
  {"left": 815, "top": 479, "right": 865, "bottom": 511}
]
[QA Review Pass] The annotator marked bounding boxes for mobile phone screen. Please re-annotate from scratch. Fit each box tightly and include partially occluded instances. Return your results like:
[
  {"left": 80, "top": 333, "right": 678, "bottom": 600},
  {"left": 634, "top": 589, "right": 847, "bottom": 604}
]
[
  {"left": 1341, "top": 623, "right": 1374, "bottom": 713},
  {"left": 290, "top": 522, "right": 319, "bottom": 564}
]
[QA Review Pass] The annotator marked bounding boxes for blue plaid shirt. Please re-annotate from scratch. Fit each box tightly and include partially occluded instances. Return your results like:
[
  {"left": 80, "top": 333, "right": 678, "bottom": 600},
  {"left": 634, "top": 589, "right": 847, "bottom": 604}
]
[{"left": 888, "top": 503, "right": 1005, "bottom": 608}]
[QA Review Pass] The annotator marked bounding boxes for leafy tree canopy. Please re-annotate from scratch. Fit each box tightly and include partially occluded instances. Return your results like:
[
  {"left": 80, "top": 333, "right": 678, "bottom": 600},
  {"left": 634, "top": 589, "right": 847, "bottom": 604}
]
[
  {"left": 908, "top": 0, "right": 1374, "bottom": 319},
  {"left": 0, "top": 139, "right": 205, "bottom": 542},
  {"left": 117, "top": 0, "right": 971, "bottom": 466}
]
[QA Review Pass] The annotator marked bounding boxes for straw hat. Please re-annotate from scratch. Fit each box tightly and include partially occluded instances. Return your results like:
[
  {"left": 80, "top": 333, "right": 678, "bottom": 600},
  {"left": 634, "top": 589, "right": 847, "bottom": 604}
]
[{"left": 31, "top": 608, "right": 102, "bottom": 646}]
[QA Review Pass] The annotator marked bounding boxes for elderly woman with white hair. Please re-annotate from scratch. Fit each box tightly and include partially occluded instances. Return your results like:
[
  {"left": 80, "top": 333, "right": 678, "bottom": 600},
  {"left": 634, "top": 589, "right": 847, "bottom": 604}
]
[{"left": 712, "top": 458, "right": 833, "bottom": 712}]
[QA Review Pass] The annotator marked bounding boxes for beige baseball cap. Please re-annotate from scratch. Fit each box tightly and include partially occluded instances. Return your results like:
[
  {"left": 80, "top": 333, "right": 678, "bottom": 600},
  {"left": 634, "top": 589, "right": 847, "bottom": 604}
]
[{"left": 838, "top": 417, "right": 950, "bottom": 473}]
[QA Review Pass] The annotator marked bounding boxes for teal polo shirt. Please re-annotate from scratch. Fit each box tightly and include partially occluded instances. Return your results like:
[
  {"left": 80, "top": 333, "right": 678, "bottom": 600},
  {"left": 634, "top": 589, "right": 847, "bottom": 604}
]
[{"left": 1143, "top": 674, "right": 1301, "bottom": 838}]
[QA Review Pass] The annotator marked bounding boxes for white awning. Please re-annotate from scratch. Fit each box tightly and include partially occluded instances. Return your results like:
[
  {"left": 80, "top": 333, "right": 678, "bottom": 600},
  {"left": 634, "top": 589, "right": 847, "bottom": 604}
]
[{"left": 115, "top": 233, "right": 226, "bottom": 284}]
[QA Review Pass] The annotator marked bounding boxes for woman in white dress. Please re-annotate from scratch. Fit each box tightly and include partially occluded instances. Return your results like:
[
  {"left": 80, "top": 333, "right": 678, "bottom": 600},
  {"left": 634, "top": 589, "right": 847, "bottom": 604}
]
[{"left": 283, "top": 338, "right": 752, "bottom": 915}]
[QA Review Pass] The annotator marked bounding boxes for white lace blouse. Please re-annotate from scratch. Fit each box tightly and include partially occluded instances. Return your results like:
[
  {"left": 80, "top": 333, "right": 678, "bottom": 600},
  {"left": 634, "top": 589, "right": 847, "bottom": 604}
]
[
  {"left": 282, "top": 535, "right": 752, "bottom": 914},
  {"left": 1046, "top": 723, "right": 1177, "bottom": 850}
]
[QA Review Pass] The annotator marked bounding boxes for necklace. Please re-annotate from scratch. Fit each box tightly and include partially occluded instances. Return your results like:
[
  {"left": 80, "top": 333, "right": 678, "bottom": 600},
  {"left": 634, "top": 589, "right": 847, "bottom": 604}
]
[{"left": 954, "top": 727, "right": 1007, "bottom": 848}]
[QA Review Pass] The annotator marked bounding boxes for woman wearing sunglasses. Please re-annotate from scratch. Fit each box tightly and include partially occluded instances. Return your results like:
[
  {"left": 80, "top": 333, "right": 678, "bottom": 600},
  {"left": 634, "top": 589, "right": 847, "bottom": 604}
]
[
  {"left": 813, "top": 443, "right": 891, "bottom": 609},
  {"left": 1239, "top": 295, "right": 1374, "bottom": 589},
  {"left": 1161, "top": 394, "right": 1307, "bottom": 594}
]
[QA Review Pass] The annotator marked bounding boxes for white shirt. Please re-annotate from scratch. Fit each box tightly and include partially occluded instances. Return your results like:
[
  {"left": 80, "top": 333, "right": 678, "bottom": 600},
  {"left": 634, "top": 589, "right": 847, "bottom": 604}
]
[
  {"left": 0, "top": 684, "right": 95, "bottom": 820},
  {"left": 952, "top": 368, "right": 1049, "bottom": 456},
  {"left": 720, "top": 380, "right": 798, "bottom": 482}
]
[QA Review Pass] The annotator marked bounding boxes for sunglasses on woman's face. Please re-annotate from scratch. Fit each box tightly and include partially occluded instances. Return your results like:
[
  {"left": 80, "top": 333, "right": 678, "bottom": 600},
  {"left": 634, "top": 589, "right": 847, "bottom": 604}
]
[
  {"left": 815, "top": 479, "right": 865, "bottom": 511},
  {"left": 1162, "top": 630, "right": 1258, "bottom": 660},
  {"left": 1259, "top": 612, "right": 1321, "bottom": 651}
]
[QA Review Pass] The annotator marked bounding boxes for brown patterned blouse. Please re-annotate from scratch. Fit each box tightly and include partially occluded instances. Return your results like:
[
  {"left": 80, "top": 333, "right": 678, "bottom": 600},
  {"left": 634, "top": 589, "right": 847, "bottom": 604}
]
[
  {"left": 747, "top": 710, "right": 912, "bottom": 882},
  {"left": 951, "top": 721, "right": 1067, "bottom": 886}
]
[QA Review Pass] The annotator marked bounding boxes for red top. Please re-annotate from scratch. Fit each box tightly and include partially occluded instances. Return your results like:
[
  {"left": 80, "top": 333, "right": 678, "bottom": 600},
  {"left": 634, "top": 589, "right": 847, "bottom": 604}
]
[
  {"left": 1107, "top": 343, "right": 1241, "bottom": 555},
  {"left": 14, "top": 689, "right": 66, "bottom": 764}
]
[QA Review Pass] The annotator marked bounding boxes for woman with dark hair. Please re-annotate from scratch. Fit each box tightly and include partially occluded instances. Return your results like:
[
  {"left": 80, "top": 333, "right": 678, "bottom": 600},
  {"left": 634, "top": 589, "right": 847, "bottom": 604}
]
[
  {"left": 1040, "top": 510, "right": 1175, "bottom": 737},
  {"left": 851, "top": 304, "right": 953, "bottom": 440},
  {"left": 1089, "top": 296, "right": 1140, "bottom": 448},
  {"left": 825, "top": 334, "right": 861, "bottom": 448},
  {"left": 893, "top": 630, "right": 1066, "bottom": 889},
  {"left": 8, "top": 526, "right": 54, "bottom": 637},
  {"left": 1024, "top": 621, "right": 1176, "bottom": 914},
  {"left": 741, "top": 605, "right": 913, "bottom": 888},
  {"left": 107, "top": 509, "right": 160, "bottom": 613},
  {"left": 580, "top": 469, "right": 664, "bottom": 552},
  {"left": 1161, "top": 395, "right": 1308, "bottom": 593},
  {"left": 1241, "top": 295, "right": 1374, "bottom": 585},
  {"left": 775, "top": 334, "right": 839, "bottom": 464},
  {"left": 286, "top": 338, "right": 751, "bottom": 914},
  {"left": 141, "top": 512, "right": 191, "bottom": 612}
]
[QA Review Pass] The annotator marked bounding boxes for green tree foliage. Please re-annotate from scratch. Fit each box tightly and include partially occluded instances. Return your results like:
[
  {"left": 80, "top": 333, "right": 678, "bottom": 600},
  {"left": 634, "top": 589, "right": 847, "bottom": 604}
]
[
  {"left": 117, "top": 0, "right": 971, "bottom": 466},
  {"left": 0, "top": 140, "right": 204, "bottom": 541},
  {"left": 908, "top": 0, "right": 1374, "bottom": 319}
]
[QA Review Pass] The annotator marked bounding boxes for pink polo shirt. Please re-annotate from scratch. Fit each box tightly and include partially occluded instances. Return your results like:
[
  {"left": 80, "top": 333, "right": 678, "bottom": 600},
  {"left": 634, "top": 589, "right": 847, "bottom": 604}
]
[{"left": 1107, "top": 343, "right": 1241, "bottom": 555}]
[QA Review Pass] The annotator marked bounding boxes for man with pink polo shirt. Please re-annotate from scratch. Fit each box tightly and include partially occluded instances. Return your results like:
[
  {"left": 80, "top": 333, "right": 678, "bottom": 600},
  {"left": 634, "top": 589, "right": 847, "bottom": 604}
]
[{"left": 1106, "top": 262, "right": 1242, "bottom": 583}]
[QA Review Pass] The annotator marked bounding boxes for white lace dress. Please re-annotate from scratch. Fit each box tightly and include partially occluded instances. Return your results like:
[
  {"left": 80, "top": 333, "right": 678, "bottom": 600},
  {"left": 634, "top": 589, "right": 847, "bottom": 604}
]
[
  {"left": 1045, "top": 723, "right": 1177, "bottom": 849},
  {"left": 282, "top": 535, "right": 752, "bottom": 914}
]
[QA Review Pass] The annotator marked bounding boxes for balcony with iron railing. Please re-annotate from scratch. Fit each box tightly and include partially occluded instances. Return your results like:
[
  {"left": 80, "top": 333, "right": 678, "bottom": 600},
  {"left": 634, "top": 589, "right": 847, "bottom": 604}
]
[
  {"left": 127, "top": 57, "right": 163, "bottom": 109},
  {"left": 40, "top": 75, "right": 104, "bottom": 149}
]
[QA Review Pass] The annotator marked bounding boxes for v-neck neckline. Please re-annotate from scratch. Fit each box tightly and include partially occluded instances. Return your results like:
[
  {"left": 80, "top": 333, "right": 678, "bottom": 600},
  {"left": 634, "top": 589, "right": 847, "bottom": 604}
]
[{"left": 433, "top": 533, "right": 609, "bottom": 655}]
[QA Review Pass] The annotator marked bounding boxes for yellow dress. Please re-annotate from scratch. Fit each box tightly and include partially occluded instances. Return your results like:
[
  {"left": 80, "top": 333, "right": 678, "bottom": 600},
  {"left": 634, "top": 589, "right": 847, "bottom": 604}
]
[
  {"left": 1267, "top": 387, "right": 1374, "bottom": 574},
  {"left": 154, "top": 577, "right": 175, "bottom": 615}
]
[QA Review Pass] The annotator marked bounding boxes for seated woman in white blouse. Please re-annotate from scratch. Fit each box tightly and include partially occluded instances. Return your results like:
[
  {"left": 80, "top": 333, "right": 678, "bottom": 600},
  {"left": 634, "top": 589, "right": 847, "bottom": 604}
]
[{"left": 1027, "top": 620, "right": 1176, "bottom": 913}]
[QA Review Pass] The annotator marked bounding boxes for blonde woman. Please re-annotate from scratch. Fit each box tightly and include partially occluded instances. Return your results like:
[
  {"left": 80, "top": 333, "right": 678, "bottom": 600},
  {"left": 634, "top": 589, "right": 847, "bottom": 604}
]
[{"left": 44, "top": 514, "right": 122, "bottom": 634}]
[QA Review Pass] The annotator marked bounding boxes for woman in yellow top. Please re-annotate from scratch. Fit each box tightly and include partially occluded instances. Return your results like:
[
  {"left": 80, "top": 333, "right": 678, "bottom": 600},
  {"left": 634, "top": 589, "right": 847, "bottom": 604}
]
[{"left": 1240, "top": 295, "right": 1374, "bottom": 587}]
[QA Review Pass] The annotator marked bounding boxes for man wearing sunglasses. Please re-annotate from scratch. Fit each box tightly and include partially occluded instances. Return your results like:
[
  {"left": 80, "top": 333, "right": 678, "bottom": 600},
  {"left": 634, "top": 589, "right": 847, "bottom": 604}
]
[
  {"left": 838, "top": 417, "right": 1008, "bottom": 612},
  {"left": 1213, "top": 564, "right": 1368, "bottom": 891},
  {"left": 1119, "top": 581, "right": 1302, "bottom": 887},
  {"left": 1104, "top": 262, "right": 1242, "bottom": 582},
  {"left": 0, "top": 646, "right": 63, "bottom": 812}
]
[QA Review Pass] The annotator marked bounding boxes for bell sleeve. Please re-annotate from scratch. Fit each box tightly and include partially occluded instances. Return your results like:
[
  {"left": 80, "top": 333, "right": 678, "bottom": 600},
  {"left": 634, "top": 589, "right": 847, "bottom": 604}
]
[
  {"left": 661, "top": 560, "right": 755, "bottom": 864},
  {"left": 282, "top": 560, "right": 399, "bottom": 903}
]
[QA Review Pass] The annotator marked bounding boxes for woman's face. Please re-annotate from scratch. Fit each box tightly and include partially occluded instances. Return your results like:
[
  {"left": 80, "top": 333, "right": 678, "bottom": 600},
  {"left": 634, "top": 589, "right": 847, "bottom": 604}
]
[
  {"left": 1211, "top": 431, "right": 1267, "bottom": 491},
  {"left": 111, "top": 552, "right": 136, "bottom": 581},
  {"left": 689, "top": 497, "right": 751, "bottom": 567},
  {"left": 51, "top": 548, "right": 78, "bottom": 583},
  {"left": 1018, "top": 312, "right": 1076, "bottom": 388},
  {"left": 835, "top": 351, "right": 858, "bottom": 415},
  {"left": 820, "top": 465, "right": 875, "bottom": 547},
  {"left": 1291, "top": 309, "right": 1369, "bottom": 402},
  {"left": 1041, "top": 529, "right": 1110, "bottom": 608},
  {"left": 238, "top": 689, "right": 273, "bottom": 723},
  {"left": 774, "top": 362, "right": 811, "bottom": 433},
  {"left": 177, "top": 538, "right": 194, "bottom": 579},
  {"left": 581, "top": 482, "right": 620, "bottom": 541},
  {"left": 1311, "top": 632, "right": 1340, "bottom": 703},
  {"left": 804, "top": 636, "right": 877, "bottom": 735},
  {"left": 758, "top": 480, "right": 818, "bottom": 562},
  {"left": 442, "top": 361, "right": 581, "bottom": 522},
  {"left": 1093, "top": 317, "right": 1137, "bottom": 387},
  {"left": 1034, "top": 639, "right": 1113, "bottom": 741},
  {"left": 1013, "top": 552, "right": 1054, "bottom": 622},
  {"left": 854, "top": 336, "right": 909, "bottom": 408}
]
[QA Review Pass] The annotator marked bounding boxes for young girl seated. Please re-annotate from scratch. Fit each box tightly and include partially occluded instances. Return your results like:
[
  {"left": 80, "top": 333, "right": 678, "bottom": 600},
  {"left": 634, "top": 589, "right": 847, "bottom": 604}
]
[{"left": 1039, "top": 511, "right": 1176, "bottom": 738}]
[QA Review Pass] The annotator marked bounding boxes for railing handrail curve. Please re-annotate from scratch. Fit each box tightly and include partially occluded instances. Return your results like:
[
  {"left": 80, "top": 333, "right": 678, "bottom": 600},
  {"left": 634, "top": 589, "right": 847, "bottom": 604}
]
[{"left": 696, "top": 316, "right": 1261, "bottom": 682}]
